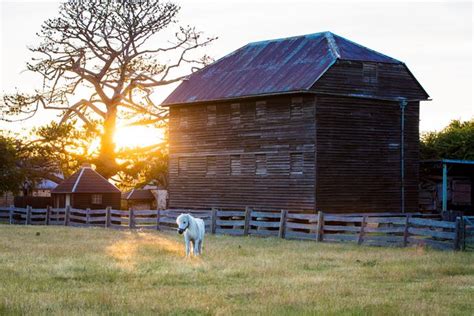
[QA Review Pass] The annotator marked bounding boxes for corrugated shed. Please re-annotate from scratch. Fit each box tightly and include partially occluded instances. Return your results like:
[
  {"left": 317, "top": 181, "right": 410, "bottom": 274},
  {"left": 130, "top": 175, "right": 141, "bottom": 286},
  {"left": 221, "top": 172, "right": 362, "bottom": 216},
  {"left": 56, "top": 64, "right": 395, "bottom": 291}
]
[
  {"left": 162, "top": 31, "right": 403, "bottom": 106},
  {"left": 52, "top": 167, "right": 120, "bottom": 194}
]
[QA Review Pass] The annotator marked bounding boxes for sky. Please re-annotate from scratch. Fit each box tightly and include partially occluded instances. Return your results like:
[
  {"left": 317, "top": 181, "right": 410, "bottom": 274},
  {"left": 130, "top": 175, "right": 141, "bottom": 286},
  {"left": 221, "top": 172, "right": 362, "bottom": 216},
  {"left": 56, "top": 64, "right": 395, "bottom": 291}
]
[{"left": 0, "top": 0, "right": 472, "bottom": 135}]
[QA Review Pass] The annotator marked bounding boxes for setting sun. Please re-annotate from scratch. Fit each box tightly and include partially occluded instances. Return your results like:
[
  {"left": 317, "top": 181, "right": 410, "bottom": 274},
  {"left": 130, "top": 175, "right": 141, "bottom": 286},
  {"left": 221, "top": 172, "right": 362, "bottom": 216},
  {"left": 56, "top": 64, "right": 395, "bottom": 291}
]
[{"left": 114, "top": 125, "right": 165, "bottom": 150}]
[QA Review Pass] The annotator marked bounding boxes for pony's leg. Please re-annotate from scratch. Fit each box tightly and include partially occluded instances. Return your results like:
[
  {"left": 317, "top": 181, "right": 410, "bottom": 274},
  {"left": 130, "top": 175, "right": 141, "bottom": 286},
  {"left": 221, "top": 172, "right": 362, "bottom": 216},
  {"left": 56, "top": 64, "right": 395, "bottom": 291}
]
[
  {"left": 185, "top": 236, "right": 190, "bottom": 256},
  {"left": 198, "top": 239, "right": 203, "bottom": 255},
  {"left": 193, "top": 240, "right": 199, "bottom": 256}
]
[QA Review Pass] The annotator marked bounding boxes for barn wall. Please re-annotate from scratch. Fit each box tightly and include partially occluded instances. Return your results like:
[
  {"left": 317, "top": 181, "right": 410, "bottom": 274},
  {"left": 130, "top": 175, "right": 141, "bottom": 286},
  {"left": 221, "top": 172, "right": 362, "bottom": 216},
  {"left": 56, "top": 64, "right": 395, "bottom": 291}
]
[
  {"left": 312, "top": 60, "right": 428, "bottom": 101},
  {"left": 71, "top": 193, "right": 121, "bottom": 210},
  {"left": 315, "top": 96, "right": 419, "bottom": 212},
  {"left": 168, "top": 95, "right": 316, "bottom": 211}
]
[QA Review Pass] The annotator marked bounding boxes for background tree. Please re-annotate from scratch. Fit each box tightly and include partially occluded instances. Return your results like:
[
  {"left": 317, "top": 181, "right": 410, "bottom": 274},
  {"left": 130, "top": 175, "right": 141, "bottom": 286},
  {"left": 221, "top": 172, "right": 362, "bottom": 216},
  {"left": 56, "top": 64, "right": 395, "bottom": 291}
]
[
  {"left": 1, "top": 0, "right": 214, "bottom": 178},
  {"left": 420, "top": 119, "right": 474, "bottom": 160},
  {"left": 29, "top": 120, "right": 100, "bottom": 179},
  {"left": 0, "top": 135, "right": 25, "bottom": 194}
]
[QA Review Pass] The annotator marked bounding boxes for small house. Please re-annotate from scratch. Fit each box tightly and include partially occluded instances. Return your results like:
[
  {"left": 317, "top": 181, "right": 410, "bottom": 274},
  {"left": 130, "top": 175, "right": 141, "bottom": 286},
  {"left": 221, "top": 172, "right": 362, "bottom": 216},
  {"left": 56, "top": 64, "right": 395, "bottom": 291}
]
[
  {"left": 51, "top": 164, "right": 121, "bottom": 209},
  {"left": 122, "top": 189, "right": 157, "bottom": 210},
  {"left": 162, "top": 32, "right": 429, "bottom": 213}
]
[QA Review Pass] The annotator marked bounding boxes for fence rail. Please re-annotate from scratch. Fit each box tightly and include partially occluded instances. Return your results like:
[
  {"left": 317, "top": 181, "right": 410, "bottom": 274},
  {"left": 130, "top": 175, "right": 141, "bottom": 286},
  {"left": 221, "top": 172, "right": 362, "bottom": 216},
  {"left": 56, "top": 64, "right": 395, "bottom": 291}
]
[{"left": 0, "top": 206, "right": 470, "bottom": 251}]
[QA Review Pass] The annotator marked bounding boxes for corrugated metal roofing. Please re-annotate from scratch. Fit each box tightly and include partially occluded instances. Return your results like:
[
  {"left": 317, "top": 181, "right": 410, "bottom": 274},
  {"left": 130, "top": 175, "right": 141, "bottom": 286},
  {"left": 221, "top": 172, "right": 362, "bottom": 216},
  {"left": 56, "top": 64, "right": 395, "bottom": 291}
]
[
  {"left": 51, "top": 167, "right": 120, "bottom": 194},
  {"left": 122, "top": 189, "right": 155, "bottom": 200},
  {"left": 162, "top": 31, "right": 401, "bottom": 106}
]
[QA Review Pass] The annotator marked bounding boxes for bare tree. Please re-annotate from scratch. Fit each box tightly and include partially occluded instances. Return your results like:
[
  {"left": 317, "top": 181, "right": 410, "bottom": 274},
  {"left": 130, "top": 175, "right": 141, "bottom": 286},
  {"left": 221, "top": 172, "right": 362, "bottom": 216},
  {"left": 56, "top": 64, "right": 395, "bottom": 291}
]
[{"left": 1, "top": 0, "right": 215, "bottom": 178}]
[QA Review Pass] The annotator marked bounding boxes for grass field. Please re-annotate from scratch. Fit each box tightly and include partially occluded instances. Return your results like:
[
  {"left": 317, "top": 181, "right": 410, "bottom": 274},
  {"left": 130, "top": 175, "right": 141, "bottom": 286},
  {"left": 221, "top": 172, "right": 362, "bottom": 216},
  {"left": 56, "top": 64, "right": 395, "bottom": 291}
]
[{"left": 0, "top": 225, "right": 473, "bottom": 315}]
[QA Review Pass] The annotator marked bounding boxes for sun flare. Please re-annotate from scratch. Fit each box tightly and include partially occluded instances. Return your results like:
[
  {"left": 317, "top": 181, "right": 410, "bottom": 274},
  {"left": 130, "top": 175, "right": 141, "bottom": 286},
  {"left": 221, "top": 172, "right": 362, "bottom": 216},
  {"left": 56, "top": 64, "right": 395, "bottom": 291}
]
[{"left": 114, "top": 125, "right": 165, "bottom": 150}]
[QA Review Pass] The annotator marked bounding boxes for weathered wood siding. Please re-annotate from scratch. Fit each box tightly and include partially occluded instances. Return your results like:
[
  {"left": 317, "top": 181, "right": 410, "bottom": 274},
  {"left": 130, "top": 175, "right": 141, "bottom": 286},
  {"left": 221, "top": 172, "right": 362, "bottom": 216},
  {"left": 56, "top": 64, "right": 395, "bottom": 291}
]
[
  {"left": 168, "top": 95, "right": 316, "bottom": 211},
  {"left": 312, "top": 60, "right": 428, "bottom": 101},
  {"left": 52, "top": 193, "right": 121, "bottom": 210},
  {"left": 315, "top": 96, "right": 419, "bottom": 213}
]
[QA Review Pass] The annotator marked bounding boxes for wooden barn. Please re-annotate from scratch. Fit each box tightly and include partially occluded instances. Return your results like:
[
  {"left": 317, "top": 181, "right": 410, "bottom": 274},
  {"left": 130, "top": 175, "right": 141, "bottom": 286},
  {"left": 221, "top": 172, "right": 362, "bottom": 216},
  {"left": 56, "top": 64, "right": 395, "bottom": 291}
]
[
  {"left": 51, "top": 164, "right": 121, "bottom": 210},
  {"left": 162, "top": 32, "right": 429, "bottom": 213}
]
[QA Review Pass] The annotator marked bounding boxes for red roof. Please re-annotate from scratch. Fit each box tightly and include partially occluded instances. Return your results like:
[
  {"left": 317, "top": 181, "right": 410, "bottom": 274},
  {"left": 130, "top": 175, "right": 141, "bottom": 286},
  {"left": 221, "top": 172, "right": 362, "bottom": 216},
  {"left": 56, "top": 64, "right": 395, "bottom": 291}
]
[
  {"left": 51, "top": 167, "right": 120, "bottom": 194},
  {"left": 122, "top": 189, "right": 155, "bottom": 200}
]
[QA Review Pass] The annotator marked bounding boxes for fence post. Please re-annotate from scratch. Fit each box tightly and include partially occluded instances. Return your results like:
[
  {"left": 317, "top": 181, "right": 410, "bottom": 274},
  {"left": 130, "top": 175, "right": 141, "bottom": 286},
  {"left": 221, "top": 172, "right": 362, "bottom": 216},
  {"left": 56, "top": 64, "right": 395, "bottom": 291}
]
[
  {"left": 86, "top": 208, "right": 91, "bottom": 226},
  {"left": 244, "top": 207, "right": 252, "bottom": 236},
  {"left": 26, "top": 206, "right": 32, "bottom": 225},
  {"left": 129, "top": 208, "right": 134, "bottom": 229},
  {"left": 211, "top": 208, "right": 217, "bottom": 234},
  {"left": 64, "top": 205, "right": 70, "bottom": 226},
  {"left": 316, "top": 211, "right": 324, "bottom": 242},
  {"left": 105, "top": 206, "right": 111, "bottom": 228},
  {"left": 454, "top": 217, "right": 461, "bottom": 250},
  {"left": 46, "top": 206, "right": 51, "bottom": 225},
  {"left": 9, "top": 205, "right": 14, "bottom": 225},
  {"left": 358, "top": 216, "right": 367, "bottom": 245},
  {"left": 403, "top": 214, "right": 410, "bottom": 247},
  {"left": 462, "top": 217, "right": 467, "bottom": 251},
  {"left": 279, "top": 210, "right": 287, "bottom": 239},
  {"left": 156, "top": 209, "right": 161, "bottom": 231}
]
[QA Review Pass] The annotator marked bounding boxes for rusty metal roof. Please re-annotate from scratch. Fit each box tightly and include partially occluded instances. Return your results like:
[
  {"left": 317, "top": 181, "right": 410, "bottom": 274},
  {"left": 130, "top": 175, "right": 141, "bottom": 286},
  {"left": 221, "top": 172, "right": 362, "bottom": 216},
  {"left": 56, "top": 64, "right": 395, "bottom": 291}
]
[
  {"left": 122, "top": 189, "right": 155, "bottom": 200},
  {"left": 162, "top": 32, "right": 402, "bottom": 106},
  {"left": 51, "top": 167, "right": 120, "bottom": 194}
]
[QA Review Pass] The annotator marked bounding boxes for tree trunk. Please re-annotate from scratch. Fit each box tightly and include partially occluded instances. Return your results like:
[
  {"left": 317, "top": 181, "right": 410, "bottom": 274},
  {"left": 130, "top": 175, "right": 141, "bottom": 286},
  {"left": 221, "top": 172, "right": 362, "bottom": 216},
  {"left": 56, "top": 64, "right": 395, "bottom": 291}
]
[{"left": 96, "top": 106, "right": 119, "bottom": 178}]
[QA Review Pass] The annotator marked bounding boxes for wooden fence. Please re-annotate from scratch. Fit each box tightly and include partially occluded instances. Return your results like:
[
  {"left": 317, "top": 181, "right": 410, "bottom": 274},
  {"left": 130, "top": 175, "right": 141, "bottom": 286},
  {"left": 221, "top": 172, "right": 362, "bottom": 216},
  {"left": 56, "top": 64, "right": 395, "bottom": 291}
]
[
  {"left": 464, "top": 217, "right": 474, "bottom": 251},
  {"left": 0, "top": 206, "right": 470, "bottom": 251}
]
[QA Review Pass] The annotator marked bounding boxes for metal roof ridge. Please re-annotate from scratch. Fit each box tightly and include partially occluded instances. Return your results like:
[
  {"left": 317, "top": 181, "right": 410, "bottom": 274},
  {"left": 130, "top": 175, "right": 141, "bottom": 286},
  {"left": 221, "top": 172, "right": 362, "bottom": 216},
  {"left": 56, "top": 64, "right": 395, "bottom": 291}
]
[
  {"left": 71, "top": 167, "right": 86, "bottom": 193},
  {"left": 245, "top": 31, "right": 328, "bottom": 47},
  {"left": 331, "top": 33, "right": 401, "bottom": 64},
  {"left": 324, "top": 32, "right": 341, "bottom": 59}
]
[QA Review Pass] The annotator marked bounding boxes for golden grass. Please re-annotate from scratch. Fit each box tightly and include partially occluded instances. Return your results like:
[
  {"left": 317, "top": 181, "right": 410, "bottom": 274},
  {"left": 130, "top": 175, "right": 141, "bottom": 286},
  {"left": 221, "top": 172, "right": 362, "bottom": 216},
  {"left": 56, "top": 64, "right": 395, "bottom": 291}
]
[{"left": 0, "top": 225, "right": 473, "bottom": 315}]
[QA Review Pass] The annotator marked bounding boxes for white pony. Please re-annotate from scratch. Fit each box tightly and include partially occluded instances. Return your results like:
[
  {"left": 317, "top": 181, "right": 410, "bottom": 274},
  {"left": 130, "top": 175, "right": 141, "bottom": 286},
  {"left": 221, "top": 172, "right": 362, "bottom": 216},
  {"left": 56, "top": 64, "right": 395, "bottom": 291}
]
[{"left": 176, "top": 213, "right": 205, "bottom": 256}]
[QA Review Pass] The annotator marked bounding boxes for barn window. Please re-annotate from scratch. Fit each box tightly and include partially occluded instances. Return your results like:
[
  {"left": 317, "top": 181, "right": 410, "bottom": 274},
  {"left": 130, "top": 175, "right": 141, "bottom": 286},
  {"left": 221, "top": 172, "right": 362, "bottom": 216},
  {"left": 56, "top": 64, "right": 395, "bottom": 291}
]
[
  {"left": 242, "top": 103, "right": 256, "bottom": 120},
  {"left": 91, "top": 194, "right": 102, "bottom": 205},
  {"left": 231, "top": 155, "right": 241, "bottom": 175},
  {"left": 179, "top": 108, "right": 188, "bottom": 128},
  {"left": 207, "top": 105, "right": 216, "bottom": 126},
  {"left": 290, "top": 97, "right": 304, "bottom": 119},
  {"left": 362, "top": 63, "right": 378, "bottom": 84},
  {"left": 231, "top": 103, "right": 240, "bottom": 124},
  {"left": 256, "top": 154, "right": 267, "bottom": 175},
  {"left": 206, "top": 156, "right": 216, "bottom": 176},
  {"left": 178, "top": 158, "right": 187, "bottom": 176},
  {"left": 290, "top": 153, "right": 303, "bottom": 175}
]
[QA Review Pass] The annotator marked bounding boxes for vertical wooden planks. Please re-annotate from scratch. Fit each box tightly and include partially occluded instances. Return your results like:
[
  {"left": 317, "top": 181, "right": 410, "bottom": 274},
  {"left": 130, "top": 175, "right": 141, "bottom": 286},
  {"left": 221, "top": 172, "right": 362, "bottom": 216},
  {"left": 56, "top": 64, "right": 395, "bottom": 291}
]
[
  {"left": 46, "top": 206, "right": 51, "bottom": 225},
  {"left": 244, "top": 207, "right": 252, "bottom": 236},
  {"left": 8, "top": 205, "right": 13, "bottom": 224},
  {"left": 64, "top": 206, "right": 70, "bottom": 226},
  {"left": 403, "top": 214, "right": 410, "bottom": 247},
  {"left": 279, "top": 210, "right": 287, "bottom": 238},
  {"left": 26, "top": 206, "right": 32, "bottom": 225},
  {"left": 105, "top": 206, "right": 111, "bottom": 228},
  {"left": 156, "top": 209, "right": 161, "bottom": 231},
  {"left": 211, "top": 208, "right": 217, "bottom": 234},
  {"left": 316, "top": 211, "right": 324, "bottom": 242},
  {"left": 358, "top": 216, "right": 367, "bottom": 245},
  {"left": 86, "top": 208, "right": 91, "bottom": 226},
  {"left": 129, "top": 208, "right": 134, "bottom": 229},
  {"left": 454, "top": 217, "right": 461, "bottom": 250}
]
